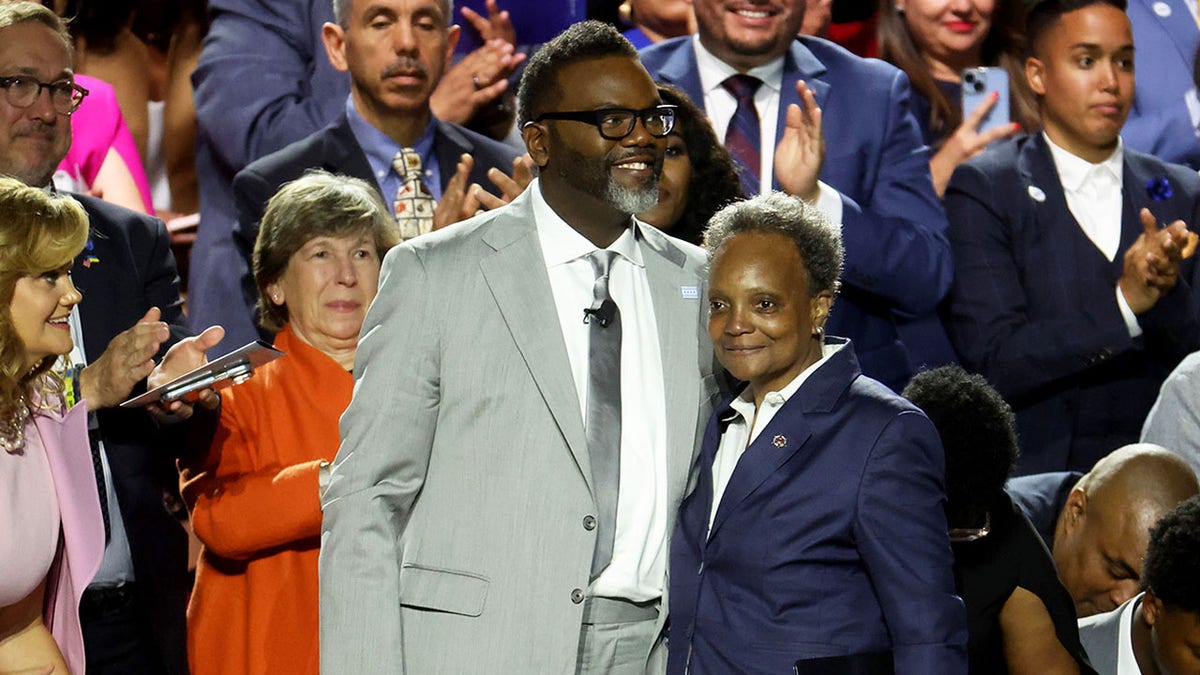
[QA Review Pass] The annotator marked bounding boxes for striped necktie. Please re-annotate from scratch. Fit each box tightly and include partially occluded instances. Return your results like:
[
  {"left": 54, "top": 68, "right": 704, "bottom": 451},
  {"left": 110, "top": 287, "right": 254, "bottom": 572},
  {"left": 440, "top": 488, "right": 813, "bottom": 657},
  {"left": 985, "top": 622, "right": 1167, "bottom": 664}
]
[{"left": 722, "top": 74, "right": 763, "bottom": 196}]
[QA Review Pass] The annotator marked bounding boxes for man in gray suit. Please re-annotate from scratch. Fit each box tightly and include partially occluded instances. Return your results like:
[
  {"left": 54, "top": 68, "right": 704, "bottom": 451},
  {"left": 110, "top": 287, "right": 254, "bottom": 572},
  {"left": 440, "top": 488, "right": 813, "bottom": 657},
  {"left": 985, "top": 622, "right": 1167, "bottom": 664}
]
[
  {"left": 319, "top": 20, "right": 716, "bottom": 674},
  {"left": 1078, "top": 495, "right": 1200, "bottom": 674}
]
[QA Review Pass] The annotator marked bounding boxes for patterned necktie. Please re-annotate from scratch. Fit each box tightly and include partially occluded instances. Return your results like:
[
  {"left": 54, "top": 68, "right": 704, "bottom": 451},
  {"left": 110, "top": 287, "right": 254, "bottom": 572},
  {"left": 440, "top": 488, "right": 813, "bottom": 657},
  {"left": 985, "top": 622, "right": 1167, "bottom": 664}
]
[
  {"left": 392, "top": 148, "right": 437, "bottom": 242},
  {"left": 585, "top": 250, "right": 622, "bottom": 579},
  {"left": 722, "top": 74, "right": 763, "bottom": 196}
]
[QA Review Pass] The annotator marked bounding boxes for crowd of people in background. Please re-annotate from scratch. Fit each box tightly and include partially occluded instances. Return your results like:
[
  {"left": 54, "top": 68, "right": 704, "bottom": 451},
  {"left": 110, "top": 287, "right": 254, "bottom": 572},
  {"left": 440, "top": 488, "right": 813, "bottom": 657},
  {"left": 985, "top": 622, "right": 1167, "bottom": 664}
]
[{"left": 1, "top": 0, "right": 1200, "bottom": 672}]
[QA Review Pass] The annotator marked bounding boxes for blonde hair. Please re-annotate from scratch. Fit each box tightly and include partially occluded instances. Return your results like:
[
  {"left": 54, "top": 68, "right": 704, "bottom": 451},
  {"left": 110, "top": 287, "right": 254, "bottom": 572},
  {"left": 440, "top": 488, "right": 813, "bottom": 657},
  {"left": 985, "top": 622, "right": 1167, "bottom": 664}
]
[{"left": 0, "top": 177, "right": 89, "bottom": 450}]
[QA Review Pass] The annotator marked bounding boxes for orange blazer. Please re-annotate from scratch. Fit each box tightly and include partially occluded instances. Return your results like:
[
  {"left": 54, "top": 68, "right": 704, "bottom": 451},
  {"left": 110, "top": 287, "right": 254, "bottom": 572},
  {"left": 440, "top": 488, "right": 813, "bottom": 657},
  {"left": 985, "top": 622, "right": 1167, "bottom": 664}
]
[{"left": 181, "top": 326, "right": 352, "bottom": 675}]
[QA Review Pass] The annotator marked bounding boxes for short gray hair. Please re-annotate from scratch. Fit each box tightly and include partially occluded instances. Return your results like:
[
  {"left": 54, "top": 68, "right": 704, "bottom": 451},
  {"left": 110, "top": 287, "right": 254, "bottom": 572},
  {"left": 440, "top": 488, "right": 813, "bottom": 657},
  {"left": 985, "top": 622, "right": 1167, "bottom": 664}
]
[
  {"left": 253, "top": 171, "right": 399, "bottom": 331},
  {"left": 333, "top": 0, "right": 454, "bottom": 29},
  {"left": 703, "top": 191, "right": 844, "bottom": 295},
  {"left": 0, "top": 2, "right": 73, "bottom": 56}
]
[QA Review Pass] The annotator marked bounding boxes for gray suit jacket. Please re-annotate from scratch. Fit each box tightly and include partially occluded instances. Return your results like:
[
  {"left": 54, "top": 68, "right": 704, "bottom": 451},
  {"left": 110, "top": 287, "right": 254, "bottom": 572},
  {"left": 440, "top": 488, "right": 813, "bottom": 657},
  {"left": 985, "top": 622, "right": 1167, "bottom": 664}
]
[
  {"left": 319, "top": 183, "right": 717, "bottom": 673},
  {"left": 1077, "top": 593, "right": 1139, "bottom": 675}
]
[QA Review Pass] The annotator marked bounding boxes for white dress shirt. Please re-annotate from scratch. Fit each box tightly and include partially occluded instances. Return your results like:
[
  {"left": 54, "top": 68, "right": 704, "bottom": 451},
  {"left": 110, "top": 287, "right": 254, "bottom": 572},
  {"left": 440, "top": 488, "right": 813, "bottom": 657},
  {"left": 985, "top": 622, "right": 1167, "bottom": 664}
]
[
  {"left": 1044, "top": 133, "right": 1142, "bottom": 338},
  {"left": 691, "top": 36, "right": 843, "bottom": 223},
  {"left": 532, "top": 181, "right": 669, "bottom": 602},
  {"left": 709, "top": 341, "right": 843, "bottom": 530}
]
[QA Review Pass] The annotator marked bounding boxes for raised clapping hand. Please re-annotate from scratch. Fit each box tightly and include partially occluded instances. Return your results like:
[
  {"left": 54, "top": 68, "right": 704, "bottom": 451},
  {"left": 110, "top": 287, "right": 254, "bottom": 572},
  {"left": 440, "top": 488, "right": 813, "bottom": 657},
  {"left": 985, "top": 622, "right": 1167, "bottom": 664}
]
[
  {"left": 774, "top": 80, "right": 825, "bottom": 204},
  {"left": 430, "top": 1, "right": 525, "bottom": 129},
  {"left": 146, "top": 325, "right": 226, "bottom": 419},
  {"left": 1119, "top": 208, "right": 1192, "bottom": 314},
  {"left": 79, "top": 307, "right": 171, "bottom": 410},
  {"left": 460, "top": 0, "right": 517, "bottom": 45},
  {"left": 433, "top": 153, "right": 535, "bottom": 230},
  {"left": 930, "top": 91, "right": 1020, "bottom": 197}
]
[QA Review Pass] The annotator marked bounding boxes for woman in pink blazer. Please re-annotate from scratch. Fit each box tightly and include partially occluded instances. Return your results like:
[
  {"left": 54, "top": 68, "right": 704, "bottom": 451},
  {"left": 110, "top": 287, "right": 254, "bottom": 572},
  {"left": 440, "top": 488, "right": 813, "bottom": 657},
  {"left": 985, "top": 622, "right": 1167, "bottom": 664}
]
[{"left": 0, "top": 178, "right": 104, "bottom": 674}]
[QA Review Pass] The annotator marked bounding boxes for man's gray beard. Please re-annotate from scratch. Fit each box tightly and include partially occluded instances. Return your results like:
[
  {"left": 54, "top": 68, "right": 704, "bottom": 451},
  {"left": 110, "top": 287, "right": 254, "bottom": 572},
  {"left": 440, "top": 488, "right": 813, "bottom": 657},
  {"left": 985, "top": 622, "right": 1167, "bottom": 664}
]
[{"left": 606, "top": 180, "right": 658, "bottom": 215}]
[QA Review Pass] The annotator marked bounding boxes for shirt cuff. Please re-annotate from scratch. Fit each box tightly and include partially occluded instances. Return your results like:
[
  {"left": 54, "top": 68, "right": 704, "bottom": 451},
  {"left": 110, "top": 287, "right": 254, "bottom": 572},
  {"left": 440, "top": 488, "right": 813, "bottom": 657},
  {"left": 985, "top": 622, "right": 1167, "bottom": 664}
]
[
  {"left": 814, "top": 181, "right": 843, "bottom": 226},
  {"left": 1116, "top": 285, "right": 1143, "bottom": 338}
]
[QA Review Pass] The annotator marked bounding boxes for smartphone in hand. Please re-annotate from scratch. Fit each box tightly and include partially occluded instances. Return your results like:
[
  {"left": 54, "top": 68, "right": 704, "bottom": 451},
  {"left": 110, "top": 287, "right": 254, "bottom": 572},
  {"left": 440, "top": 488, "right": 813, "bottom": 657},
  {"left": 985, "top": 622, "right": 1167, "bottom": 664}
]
[{"left": 961, "top": 67, "right": 1011, "bottom": 134}]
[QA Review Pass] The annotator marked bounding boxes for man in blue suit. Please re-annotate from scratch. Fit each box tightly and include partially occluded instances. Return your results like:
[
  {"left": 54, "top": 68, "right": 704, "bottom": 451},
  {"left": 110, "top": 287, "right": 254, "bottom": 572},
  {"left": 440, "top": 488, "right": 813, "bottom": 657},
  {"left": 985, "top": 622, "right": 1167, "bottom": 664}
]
[
  {"left": 639, "top": 0, "right": 952, "bottom": 390},
  {"left": 1124, "top": 0, "right": 1200, "bottom": 169},
  {"left": 669, "top": 193, "right": 966, "bottom": 675},
  {"left": 945, "top": 0, "right": 1200, "bottom": 474}
]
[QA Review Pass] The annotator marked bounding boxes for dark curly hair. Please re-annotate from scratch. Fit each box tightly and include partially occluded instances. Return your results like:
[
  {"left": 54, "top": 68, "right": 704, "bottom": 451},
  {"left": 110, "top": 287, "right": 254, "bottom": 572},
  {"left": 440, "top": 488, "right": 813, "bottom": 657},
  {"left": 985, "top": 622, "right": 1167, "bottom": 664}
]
[
  {"left": 516, "top": 20, "right": 638, "bottom": 127},
  {"left": 655, "top": 84, "right": 744, "bottom": 245},
  {"left": 1142, "top": 495, "right": 1200, "bottom": 613},
  {"left": 902, "top": 365, "right": 1019, "bottom": 526}
]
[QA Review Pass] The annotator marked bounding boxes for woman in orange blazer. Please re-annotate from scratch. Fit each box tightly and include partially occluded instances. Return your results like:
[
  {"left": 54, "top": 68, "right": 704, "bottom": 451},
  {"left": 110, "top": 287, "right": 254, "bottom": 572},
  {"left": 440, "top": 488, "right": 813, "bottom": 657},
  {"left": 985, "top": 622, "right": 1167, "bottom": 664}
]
[{"left": 180, "top": 173, "right": 397, "bottom": 675}]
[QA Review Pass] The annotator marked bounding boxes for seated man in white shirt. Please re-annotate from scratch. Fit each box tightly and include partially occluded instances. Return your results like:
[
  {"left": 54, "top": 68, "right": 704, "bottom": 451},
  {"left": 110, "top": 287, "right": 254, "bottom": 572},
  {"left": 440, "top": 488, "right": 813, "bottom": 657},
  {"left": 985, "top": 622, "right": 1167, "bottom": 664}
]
[
  {"left": 1078, "top": 495, "right": 1200, "bottom": 675},
  {"left": 943, "top": 0, "right": 1200, "bottom": 475}
]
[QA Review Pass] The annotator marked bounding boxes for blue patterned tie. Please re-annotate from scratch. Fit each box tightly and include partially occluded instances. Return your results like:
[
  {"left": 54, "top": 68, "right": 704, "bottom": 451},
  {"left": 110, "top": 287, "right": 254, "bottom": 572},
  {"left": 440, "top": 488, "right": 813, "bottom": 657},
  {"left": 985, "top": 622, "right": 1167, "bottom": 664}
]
[{"left": 722, "top": 74, "right": 763, "bottom": 196}]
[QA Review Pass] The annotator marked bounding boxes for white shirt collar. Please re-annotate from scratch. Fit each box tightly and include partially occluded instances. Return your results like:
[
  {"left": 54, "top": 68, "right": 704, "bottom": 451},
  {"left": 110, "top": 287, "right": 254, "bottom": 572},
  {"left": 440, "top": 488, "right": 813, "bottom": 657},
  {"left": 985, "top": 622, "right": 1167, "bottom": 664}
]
[
  {"left": 1043, "top": 132, "right": 1124, "bottom": 193},
  {"left": 728, "top": 340, "right": 845, "bottom": 422},
  {"left": 692, "top": 33, "right": 784, "bottom": 98},
  {"left": 531, "top": 178, "right": 646, "bottom": 269}
]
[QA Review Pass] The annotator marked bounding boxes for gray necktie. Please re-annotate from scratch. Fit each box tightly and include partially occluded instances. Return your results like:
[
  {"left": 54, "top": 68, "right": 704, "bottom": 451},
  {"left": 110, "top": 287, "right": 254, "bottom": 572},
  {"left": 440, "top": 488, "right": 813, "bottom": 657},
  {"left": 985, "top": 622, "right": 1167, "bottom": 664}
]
[{"left": 585, "top": 250, "right": 622, "bottom": 579}]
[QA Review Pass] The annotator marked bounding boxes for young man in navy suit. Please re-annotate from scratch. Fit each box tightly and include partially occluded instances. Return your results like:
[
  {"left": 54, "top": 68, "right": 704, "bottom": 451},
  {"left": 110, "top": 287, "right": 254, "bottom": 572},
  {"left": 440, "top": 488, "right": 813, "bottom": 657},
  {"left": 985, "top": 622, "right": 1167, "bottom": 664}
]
[{"left": 944, "top": 0, "right": 1200, "bottom": 475}]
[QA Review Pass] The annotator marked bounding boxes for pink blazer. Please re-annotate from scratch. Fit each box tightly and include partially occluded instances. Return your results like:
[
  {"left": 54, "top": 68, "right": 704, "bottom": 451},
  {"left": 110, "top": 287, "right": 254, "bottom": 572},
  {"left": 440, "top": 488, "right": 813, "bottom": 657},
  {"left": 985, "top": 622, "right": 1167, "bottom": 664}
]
[{"left": 36, "top": 402, "right": 104, "bottom": 674}]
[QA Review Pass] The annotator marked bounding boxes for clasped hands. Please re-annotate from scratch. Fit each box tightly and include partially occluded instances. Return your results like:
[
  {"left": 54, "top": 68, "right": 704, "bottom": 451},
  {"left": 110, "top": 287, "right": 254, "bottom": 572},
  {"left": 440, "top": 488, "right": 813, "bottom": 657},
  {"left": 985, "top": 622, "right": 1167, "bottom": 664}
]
[
  {"left": 1119, "top": 208, "right": 1199, "bottom": 314},
  {"left": 79, "top": 307, "right": 225, "bottom": 419}
]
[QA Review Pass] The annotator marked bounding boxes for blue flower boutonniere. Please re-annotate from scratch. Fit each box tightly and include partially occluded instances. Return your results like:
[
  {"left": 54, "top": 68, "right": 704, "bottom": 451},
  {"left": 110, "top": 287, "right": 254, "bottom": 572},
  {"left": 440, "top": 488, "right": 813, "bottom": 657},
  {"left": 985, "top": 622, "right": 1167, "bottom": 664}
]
[{"left": 1146, "top": 177, "right": 1173, "bottom": 202}]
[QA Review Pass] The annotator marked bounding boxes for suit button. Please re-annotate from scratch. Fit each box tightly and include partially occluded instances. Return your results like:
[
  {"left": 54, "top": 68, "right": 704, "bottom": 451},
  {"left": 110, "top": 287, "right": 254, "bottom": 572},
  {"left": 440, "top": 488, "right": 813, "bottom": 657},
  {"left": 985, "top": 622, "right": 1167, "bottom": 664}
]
[
  {"left": 571, "top": 588, "right": 585, "bottom": 604},
  {"left": 583, "top": 515, "right": 597, "bottom": 531}
]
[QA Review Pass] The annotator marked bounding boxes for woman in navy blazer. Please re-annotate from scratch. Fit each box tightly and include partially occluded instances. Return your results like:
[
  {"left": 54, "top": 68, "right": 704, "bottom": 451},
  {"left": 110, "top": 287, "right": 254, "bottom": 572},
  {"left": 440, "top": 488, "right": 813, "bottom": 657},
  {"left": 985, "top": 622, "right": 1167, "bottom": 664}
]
[{"left": 668, "top": 192, "right": 968, "bottom": 674}]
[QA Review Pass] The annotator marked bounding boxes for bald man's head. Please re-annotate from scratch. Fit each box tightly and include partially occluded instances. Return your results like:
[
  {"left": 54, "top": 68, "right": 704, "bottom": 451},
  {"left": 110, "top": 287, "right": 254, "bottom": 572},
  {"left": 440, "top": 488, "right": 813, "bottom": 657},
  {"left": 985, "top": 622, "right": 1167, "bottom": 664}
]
[{"left": 1053, "top": 444, "right": 1199, "bottom": 617}]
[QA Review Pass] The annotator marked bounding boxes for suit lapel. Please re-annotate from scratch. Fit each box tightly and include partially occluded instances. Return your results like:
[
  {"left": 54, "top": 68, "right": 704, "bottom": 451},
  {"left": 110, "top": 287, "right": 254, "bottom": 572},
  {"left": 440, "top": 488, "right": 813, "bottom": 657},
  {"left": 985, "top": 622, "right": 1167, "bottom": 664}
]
[
  {"left": 774, "top": 41, "right": 830, "bottom": 191},
  {"left": 327, "top": 116, "right": 378, "bottom": 192},
  {"left": 640, "top": 227, "right": 703, "bottom": 507},
  {"left": 479, "top": 192, "right": 592, "bottom": 488},
  {"left": 653, "top": 42, "right": 706, "bottom": 111},
  {"left": 1144, "top": 0, "right": 1198, "bottom": 63},
  {"left": 707, "top": 340, "right": 854, "bottom": 540}
]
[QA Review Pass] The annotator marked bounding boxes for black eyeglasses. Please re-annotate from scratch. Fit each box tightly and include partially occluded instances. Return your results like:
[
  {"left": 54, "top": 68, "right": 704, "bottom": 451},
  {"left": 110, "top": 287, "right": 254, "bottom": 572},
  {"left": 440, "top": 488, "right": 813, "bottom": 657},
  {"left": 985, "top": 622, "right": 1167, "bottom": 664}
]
[
  {"left": 531, "top": 105, "right": 677, "bottom": 140},
  {"left": 0, "top": 75, "right": 89, "bottom": 116}
]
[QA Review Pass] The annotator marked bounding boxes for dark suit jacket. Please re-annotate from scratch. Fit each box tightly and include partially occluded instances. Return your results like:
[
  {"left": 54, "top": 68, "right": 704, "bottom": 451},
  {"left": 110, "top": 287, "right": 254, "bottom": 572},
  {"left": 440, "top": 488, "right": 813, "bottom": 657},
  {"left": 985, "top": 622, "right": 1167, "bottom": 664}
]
[
  {"left": 1006, "top": 471, "right": 1083, "bottom": 551},
  {"left": 667, "top": 339, "right": 967, "bottom": 674},
  {"left": 640, "top": 37, "right": 952, "bottom": 390},
  {"left": 945, "top": 134, "right": 1200, "bottom": 473},
  {"left": 189, "top": 0, "right": 349, "bottom": 349},
  {"left": 231, "top": 113, "right": 521, "bottom": 339},
  {"left": 73, "top": 195, "right": 191, "bottom": 675}
]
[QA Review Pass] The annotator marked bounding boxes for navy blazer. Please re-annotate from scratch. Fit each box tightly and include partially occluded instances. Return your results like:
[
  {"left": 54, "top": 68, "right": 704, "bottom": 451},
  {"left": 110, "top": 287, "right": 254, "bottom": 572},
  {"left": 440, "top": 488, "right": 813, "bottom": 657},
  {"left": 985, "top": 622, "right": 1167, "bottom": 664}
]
[
  {"left": 945, "top": 134, "right": 1200, "bottom": 474},
  {"left": 640, "top": 37, "right": 952, "bottom": 390},
  {"left": 230, "top": 113, "right": 521, "bottom": 340},
  {"left": 73, "top": 195, "right": 191, "bottom": 675},
  {"left": 1125, "top": 0, "right": 1200, "bottom": 169},
  {"left": 668, "top": 339, "right": 967, "bottom": 675}
]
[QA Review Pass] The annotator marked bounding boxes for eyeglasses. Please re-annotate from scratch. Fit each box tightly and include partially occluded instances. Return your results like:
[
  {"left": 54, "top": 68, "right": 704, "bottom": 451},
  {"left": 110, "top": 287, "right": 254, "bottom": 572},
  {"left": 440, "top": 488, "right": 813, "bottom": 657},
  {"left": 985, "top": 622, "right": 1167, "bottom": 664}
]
[
  {"left": 948, "top": 511, "right": 991, "bottom": 543},
  {"left": 0, "top": 76, "right": 89, "bottom": 116},
  {"left": 531, "top": 105, "right": 678, "bottom": 140}
]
